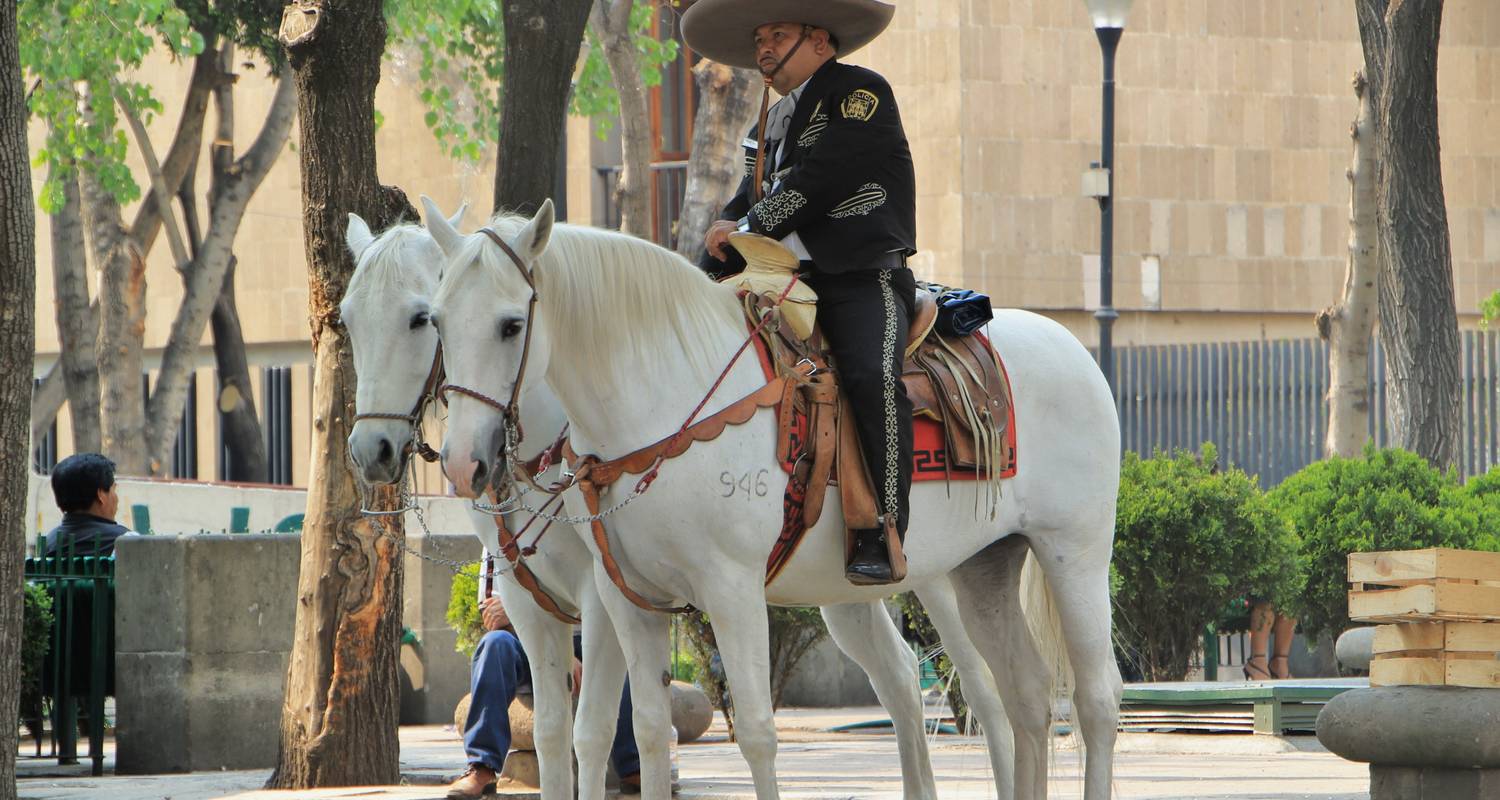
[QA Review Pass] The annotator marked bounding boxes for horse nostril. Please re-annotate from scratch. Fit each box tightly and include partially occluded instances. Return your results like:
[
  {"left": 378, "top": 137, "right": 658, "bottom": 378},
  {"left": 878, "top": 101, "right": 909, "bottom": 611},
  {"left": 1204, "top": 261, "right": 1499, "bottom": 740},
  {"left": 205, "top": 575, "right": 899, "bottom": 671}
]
[
  {"left": 472, "top": 459, "right": 488, "bottom": 488},
  {"left": 377, "top": 437, "right": 394, "bottom": 465}
]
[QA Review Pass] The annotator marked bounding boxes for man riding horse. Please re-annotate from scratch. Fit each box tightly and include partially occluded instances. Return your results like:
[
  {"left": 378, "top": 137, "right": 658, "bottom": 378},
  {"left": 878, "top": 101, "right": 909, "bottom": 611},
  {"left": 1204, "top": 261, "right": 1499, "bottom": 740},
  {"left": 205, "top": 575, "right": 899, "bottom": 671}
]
[{"left": 685, "top": 0, "right": 916, "bottom": 585}]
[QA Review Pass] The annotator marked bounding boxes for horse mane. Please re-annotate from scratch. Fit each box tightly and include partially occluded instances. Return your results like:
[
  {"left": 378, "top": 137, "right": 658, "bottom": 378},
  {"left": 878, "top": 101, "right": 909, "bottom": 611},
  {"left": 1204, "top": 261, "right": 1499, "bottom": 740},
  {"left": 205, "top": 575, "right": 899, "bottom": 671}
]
[
  {"left": 344, "top": 222, "right": 438, "bottom": 304},
  {"left": 446, "top": 214, "right": 744, "bottom": 396}
]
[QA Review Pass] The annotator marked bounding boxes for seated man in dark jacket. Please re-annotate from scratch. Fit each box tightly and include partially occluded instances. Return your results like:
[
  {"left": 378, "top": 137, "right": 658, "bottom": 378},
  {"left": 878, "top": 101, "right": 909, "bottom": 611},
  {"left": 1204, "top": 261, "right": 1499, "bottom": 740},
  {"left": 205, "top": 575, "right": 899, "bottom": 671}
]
[
  {"left": 40, "top": 452, "right": 132, "bottom": 749},
  {"left": 44, "top": 452, "right": 130, "bottom": 557}
]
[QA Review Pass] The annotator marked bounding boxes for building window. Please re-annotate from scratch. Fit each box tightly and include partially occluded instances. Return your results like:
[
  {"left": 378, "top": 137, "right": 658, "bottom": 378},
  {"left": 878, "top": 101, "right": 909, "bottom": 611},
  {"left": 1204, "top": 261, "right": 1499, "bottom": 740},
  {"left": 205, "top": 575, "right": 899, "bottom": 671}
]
[
  {"left": 263, "top": 366, "right": 294, "bottom": 486},
  {"left": 171, "top": 373, "right": 198, "bottom": 480},
  {"left": 32, "top": 378, "right": 56, "bottom": 474}
]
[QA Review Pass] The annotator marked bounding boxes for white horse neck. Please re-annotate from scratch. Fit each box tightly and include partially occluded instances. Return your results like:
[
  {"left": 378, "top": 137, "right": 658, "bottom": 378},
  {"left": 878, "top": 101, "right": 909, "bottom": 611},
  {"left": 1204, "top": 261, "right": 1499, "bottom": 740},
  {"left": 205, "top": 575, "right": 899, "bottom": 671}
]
[{"left": 522, "top": 224, "right": 762, "bottom": 457}]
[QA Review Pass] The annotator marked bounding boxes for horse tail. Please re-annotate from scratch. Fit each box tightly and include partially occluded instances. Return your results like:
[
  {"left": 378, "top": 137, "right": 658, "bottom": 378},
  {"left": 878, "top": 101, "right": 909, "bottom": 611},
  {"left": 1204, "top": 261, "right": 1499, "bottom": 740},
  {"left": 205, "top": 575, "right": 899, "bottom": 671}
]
[{"left": 1019, "top": 548, "right": 1077, "bottom": 780}]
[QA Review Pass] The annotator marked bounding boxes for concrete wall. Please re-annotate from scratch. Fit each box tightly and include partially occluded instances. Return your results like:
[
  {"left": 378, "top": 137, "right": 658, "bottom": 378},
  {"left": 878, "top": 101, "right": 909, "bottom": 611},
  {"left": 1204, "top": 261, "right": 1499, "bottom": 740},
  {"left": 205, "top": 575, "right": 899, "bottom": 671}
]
[
  {"left": 400, "top": 533, "right": 484, "bottom": 725},
  {"left": 778, "top": 635, "right": 880, "bottom": 708},
  {"left": 92, "top": 473, "right": 492, "bottom": 772},
  {"left": 113, "top": 534, "right": 301, "bottom": 773},
  {"left": 25, "top": 472, "right": 480, "bottom": 541}
]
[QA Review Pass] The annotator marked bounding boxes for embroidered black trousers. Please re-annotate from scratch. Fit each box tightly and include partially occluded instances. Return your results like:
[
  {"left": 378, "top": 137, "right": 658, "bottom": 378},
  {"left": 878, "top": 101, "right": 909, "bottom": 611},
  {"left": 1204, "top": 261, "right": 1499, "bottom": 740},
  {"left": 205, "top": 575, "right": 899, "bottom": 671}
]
[{"left": 801, "top": 265, "right": 916, "bottom": 537}]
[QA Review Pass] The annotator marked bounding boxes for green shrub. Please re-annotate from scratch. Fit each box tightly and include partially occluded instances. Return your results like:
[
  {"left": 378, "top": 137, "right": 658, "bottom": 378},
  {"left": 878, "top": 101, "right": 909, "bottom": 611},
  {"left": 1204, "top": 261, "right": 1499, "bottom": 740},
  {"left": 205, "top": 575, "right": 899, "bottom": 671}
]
[
  {"left": 447, "top": 562, "right": 485, "bottom": 658},
  {"left": 678, "top": 605, "right": 827, "bottom": 739},
  {"left": 1112, "top": 444, "right": 1296, "bottom": 681},
  {"left": 1271, "top": 446, "right": 1500, "bottom": 641},
  {"left": 21, "top": 583, "right": 54, "bottom": 733}
]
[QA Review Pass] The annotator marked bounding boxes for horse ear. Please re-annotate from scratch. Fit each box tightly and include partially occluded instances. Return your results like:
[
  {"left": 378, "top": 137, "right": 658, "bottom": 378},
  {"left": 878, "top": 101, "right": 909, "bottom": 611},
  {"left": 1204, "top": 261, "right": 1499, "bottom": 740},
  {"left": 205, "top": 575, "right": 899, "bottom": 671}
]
[
  {"left": 520, "top": 198, "right": 555, "bottom": 261},
  {"left": 446, "top": 201, "right": 468, "bottom": 231},
  {"left": 421, "top": 194, "right": 464, "bottom": 256},
  {"left": 345, "top": 213, "right": 376, "bottom": 262}
]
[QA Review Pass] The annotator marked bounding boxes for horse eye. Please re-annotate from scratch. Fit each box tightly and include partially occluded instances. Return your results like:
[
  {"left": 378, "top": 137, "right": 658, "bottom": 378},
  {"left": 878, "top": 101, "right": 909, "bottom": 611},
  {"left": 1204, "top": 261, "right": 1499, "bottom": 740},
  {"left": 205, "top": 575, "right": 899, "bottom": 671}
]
[
  {"left": 409, "top": 311, "right": 430, "bottom": 330},
  {"left": 501, "top": 319, "right": 524, "bottom": 339}
]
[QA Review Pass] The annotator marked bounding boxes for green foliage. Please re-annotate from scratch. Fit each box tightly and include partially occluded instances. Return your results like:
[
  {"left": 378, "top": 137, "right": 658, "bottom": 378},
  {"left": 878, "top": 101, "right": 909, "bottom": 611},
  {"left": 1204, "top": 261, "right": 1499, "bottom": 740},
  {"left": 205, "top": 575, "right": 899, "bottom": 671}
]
[
  {"left": 1272, "top": 446, "right": 1500, "bottom": 640},
  {"left": 1112, "top": 444, "right": 1296, "bottom": 681},
  {"left": 21, "top": 0, "right": 202, "bottom": 210},
  {"left": 21, "top": 583, "right": 54, "bottom": 731},
  {"left": 447, "top": 562, "right": 485, "bottom": 658},
  {"left": 1481, "top": 291, "right": 1500, "bottom": 330},
  {"left": 387, "top": 0, "right": 679, "bottom": 162},
  {"left": 19, "top": 0, "right": 285, "bottom": 212},
  {"left": 677, "top": 605, "right": 827, "bottom": 738}
]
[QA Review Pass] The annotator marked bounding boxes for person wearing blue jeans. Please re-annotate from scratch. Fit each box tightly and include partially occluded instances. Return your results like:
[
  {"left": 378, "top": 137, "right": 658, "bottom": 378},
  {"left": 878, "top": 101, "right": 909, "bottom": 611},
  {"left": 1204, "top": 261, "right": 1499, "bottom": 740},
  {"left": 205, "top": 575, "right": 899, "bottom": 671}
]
[{"left": 446, "top": 594, "right": 640, "bottom": 799}]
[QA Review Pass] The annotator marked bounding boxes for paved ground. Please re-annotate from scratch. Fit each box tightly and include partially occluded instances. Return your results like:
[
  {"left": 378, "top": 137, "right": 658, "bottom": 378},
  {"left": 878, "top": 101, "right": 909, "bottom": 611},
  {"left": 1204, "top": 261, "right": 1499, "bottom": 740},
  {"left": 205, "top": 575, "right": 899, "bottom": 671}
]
[{"left": 17, "top": 706, "right": 1370, "bottom": 799}]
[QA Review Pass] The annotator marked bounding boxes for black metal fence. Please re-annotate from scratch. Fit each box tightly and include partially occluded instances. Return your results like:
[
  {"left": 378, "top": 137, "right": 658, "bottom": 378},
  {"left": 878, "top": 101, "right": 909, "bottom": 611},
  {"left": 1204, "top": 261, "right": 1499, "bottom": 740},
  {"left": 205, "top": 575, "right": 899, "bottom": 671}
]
[
  {"left": 22, "top": 539, "right": 115, "bottom": 775},
  {"left": 1113, "top": 331, "right": 1500, "bottom": 486}
]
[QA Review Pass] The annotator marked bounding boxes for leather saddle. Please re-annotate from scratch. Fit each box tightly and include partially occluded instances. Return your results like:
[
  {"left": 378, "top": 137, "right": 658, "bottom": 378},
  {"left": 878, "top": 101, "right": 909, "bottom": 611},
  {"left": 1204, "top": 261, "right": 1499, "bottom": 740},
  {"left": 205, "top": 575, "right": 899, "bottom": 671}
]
[{"left": 727, "top": 234, "right": 1013, "bottom": 583}]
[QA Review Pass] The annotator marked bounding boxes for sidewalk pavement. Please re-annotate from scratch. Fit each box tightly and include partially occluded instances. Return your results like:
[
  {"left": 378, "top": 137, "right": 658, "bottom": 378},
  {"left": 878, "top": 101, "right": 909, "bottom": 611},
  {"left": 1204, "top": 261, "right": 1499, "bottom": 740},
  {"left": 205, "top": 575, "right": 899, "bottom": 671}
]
[{"left": 17, "top": 706, "right": 1370, "bottom": 799}]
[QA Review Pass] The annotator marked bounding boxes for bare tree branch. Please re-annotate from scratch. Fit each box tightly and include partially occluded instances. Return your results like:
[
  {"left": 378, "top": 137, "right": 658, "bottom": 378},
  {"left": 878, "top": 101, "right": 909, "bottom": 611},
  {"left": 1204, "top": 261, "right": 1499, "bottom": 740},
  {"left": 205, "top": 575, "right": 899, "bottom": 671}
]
[{"left": 116, "top": 83, "right": 191, "bottom": 272}]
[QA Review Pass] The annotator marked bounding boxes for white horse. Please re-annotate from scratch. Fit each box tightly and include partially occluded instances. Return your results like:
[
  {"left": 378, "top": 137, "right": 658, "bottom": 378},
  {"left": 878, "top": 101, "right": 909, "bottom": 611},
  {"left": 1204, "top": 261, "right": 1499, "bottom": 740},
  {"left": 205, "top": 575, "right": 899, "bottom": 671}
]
[
  {"left": 428, "top": 203, "right": 1122, "bottom": 800},
  {"left": 343, "top": 204, "right": 1020, "bottom": 800},
  {"left": 342, "top": 209, "right": 634, "bottom": 800}
]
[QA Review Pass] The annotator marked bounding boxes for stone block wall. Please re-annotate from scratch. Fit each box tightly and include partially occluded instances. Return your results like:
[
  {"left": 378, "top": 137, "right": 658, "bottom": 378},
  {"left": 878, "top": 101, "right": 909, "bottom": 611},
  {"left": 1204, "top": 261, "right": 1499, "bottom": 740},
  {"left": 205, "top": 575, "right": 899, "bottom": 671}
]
[{"left": 113, "top": 531, "right": 478, "bottom": 773}]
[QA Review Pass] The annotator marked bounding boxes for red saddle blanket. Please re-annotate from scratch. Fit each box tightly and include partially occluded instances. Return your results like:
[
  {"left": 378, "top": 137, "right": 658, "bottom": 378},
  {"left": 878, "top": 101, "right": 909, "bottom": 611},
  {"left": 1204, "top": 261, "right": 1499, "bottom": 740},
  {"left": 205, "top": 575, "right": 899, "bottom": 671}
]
[{"left": 753, "top": 330, "right": 1018, "bottom": 483}]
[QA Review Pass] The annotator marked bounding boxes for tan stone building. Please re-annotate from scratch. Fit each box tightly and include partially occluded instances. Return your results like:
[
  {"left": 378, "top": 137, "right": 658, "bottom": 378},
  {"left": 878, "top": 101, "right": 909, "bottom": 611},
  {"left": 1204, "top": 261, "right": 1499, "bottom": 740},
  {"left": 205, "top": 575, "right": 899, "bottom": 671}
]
[{"left": 28, "top": 1, "right": 1500, "bottom": 485}]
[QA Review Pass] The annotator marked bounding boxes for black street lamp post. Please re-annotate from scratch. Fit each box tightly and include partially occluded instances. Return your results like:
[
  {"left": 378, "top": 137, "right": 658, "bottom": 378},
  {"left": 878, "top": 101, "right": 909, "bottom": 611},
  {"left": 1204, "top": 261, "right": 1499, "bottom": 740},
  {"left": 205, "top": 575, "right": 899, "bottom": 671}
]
[{"left": 1084, "top": 0, "right": 1133, "bottom": 397}]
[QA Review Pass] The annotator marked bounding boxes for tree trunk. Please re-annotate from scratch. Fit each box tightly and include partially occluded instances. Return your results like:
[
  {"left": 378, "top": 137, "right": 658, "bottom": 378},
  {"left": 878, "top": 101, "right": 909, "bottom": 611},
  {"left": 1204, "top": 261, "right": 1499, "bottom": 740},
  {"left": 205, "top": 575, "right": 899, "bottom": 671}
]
[
  {"left": 202, "top": 43, "right": 268, "bottom": 483},
  {"left": 492, "top": 0, "right": 591, "bottom": 215},
  {"left": 79, "top": 91, "right": 150, "bottom": 474},
  {"left": 1316, "top": 71, "right": 1378, "bottom": 460},
  {"left": 142, "top": 61, "right": 294, "bottom": 476},
  {"left": 48, "top": 159, "right": 101, "bottom": 453},
  {"left": 1356, "top": 0, "right": 1460, "bottom": 469},
  {"left": 592, "top": 0, "right": 653, "bottom": 239},
  {"left": 0, "top": 0, "right": 38, "bottom": 792},
  {"left": 675, "top": 60, "right": 758, "bottom": 261},
  {"left": 266, "top": 0, "right": 413, "bottom": 787}
]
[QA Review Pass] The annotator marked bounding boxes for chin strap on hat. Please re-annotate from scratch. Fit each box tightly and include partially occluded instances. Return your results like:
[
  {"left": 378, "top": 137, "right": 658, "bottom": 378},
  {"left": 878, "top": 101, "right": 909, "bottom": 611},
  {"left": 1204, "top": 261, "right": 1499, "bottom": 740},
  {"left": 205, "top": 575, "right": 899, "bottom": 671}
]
[{"left": 752, "top": 25, "right": 813, "bottom": 203}]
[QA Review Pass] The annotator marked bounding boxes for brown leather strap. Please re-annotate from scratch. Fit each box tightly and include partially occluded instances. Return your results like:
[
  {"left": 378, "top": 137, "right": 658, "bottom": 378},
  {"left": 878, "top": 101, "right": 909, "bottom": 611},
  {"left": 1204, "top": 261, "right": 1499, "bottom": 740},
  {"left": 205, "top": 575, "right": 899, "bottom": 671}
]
[
  {"left": 477, "top": 227, "right": 541, "bottom": 433},
  {"left": 354, "top": 343, "right": 446, "bottom": 463},
  {"left": 569, "top": 374, "right": 794, "bottom": 489},
  {"left": 487, "top": 488, "right": 581, "bottom": 626},
  {"left": 752, "top": 26, "right": 812, "bottom": 204},
  {"left": 575, "top": 465, "right": 695, "bottom": 615}
]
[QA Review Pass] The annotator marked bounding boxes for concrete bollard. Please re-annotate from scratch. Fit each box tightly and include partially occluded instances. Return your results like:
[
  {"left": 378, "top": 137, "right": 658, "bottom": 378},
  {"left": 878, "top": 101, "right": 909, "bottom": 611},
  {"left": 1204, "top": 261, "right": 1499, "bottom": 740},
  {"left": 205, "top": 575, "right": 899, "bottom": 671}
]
[
  {"left": 1334, "top": 627, "right": 1375, "bottom": 673},
  {"left": 1318, "top": 686, "right": 1500, "bottom": 799}
]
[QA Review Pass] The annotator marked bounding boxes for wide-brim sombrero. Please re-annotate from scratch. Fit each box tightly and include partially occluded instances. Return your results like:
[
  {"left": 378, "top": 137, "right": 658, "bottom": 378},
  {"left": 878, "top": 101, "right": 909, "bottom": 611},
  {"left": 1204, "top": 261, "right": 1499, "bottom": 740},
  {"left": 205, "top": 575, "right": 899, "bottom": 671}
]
[{"left": 681, "top": 0, "right": 896, "bottom": 72}]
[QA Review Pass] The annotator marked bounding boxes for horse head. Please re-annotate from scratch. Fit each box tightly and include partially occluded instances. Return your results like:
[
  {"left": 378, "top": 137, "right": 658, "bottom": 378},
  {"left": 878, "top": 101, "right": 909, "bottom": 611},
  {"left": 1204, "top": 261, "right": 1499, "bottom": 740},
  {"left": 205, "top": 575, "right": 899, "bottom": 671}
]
[
  {"left": 429, "top": 199, "right": 556, "bottom": 499},
  {"left": 340, "top": 199, "right": 467, "bottom": 486}
]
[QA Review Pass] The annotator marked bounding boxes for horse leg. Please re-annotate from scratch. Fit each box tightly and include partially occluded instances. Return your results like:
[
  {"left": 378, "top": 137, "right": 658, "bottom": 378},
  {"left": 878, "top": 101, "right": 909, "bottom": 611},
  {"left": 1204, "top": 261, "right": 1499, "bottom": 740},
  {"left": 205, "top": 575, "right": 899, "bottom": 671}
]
[
  {"left": 821, "top": 602, "right": 937, "bottom": 800},
  {"left": 591, "top": 569, "right": 675, "bottom": 800},
  {"left": 574, "top": 589, "right": 628, "bottom": 800},
  {"left": 697, "top": 582, "right": 782, "bottom": 800},
  {"left": 1029, "top": 537, "right": 1122, "bottom": 800},
  {"left": 914, "top": 578, "right": 1016, "bottom": 800},
  {"left": 949, "top": 536, "right": 1052, "bottom": 800},
  {"left": 494, "top": 578, "right": 575, "bottom": 800}
]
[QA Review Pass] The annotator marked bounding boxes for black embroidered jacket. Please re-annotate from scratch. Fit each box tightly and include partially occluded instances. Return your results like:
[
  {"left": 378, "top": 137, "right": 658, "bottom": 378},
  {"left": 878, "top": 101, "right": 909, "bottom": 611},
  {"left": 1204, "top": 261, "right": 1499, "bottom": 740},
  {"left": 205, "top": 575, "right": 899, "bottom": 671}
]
[{"left": 699, "top": 59, "right": 916, "bottom": 277}]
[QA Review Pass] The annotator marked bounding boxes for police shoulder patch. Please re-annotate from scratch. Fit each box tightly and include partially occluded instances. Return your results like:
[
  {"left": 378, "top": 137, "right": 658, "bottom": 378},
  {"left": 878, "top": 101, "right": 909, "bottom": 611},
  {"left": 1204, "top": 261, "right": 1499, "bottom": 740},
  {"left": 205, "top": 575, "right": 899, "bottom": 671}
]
[{"left": 840, "top": 89, "right": 880, "bottom": 122}]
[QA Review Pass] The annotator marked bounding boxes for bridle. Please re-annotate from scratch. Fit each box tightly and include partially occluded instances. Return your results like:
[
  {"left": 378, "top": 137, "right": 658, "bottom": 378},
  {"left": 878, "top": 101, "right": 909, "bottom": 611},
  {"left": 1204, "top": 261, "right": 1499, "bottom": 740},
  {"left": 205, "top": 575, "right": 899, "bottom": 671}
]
[
  {"left": 435, "top": 227, "right": 544, "bottom": 505},
  {"left": 351, "top": 342, "right": 446, "bottom": 464}
]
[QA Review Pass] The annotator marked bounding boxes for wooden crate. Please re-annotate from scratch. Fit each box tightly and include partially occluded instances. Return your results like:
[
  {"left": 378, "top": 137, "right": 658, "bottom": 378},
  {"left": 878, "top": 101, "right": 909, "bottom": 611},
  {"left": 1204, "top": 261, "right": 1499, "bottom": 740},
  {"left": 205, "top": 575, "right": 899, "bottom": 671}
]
[
  {"left": 1347, "top": 548, "right": 1500, "bottom": 623},
  {"left": 1369, "top": 621, "right": 1500, "bottom": 688}
]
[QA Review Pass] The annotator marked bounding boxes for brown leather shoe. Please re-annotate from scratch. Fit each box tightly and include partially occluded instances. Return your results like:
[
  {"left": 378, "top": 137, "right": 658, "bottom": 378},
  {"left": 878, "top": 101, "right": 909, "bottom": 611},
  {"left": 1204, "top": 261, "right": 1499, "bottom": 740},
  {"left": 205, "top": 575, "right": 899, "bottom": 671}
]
[
  {"left": 446, "top": 764, "right": 497, "bottom": 799},
  {"left": 619, "top": 770, "right": 642, "bottom": 794}
]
